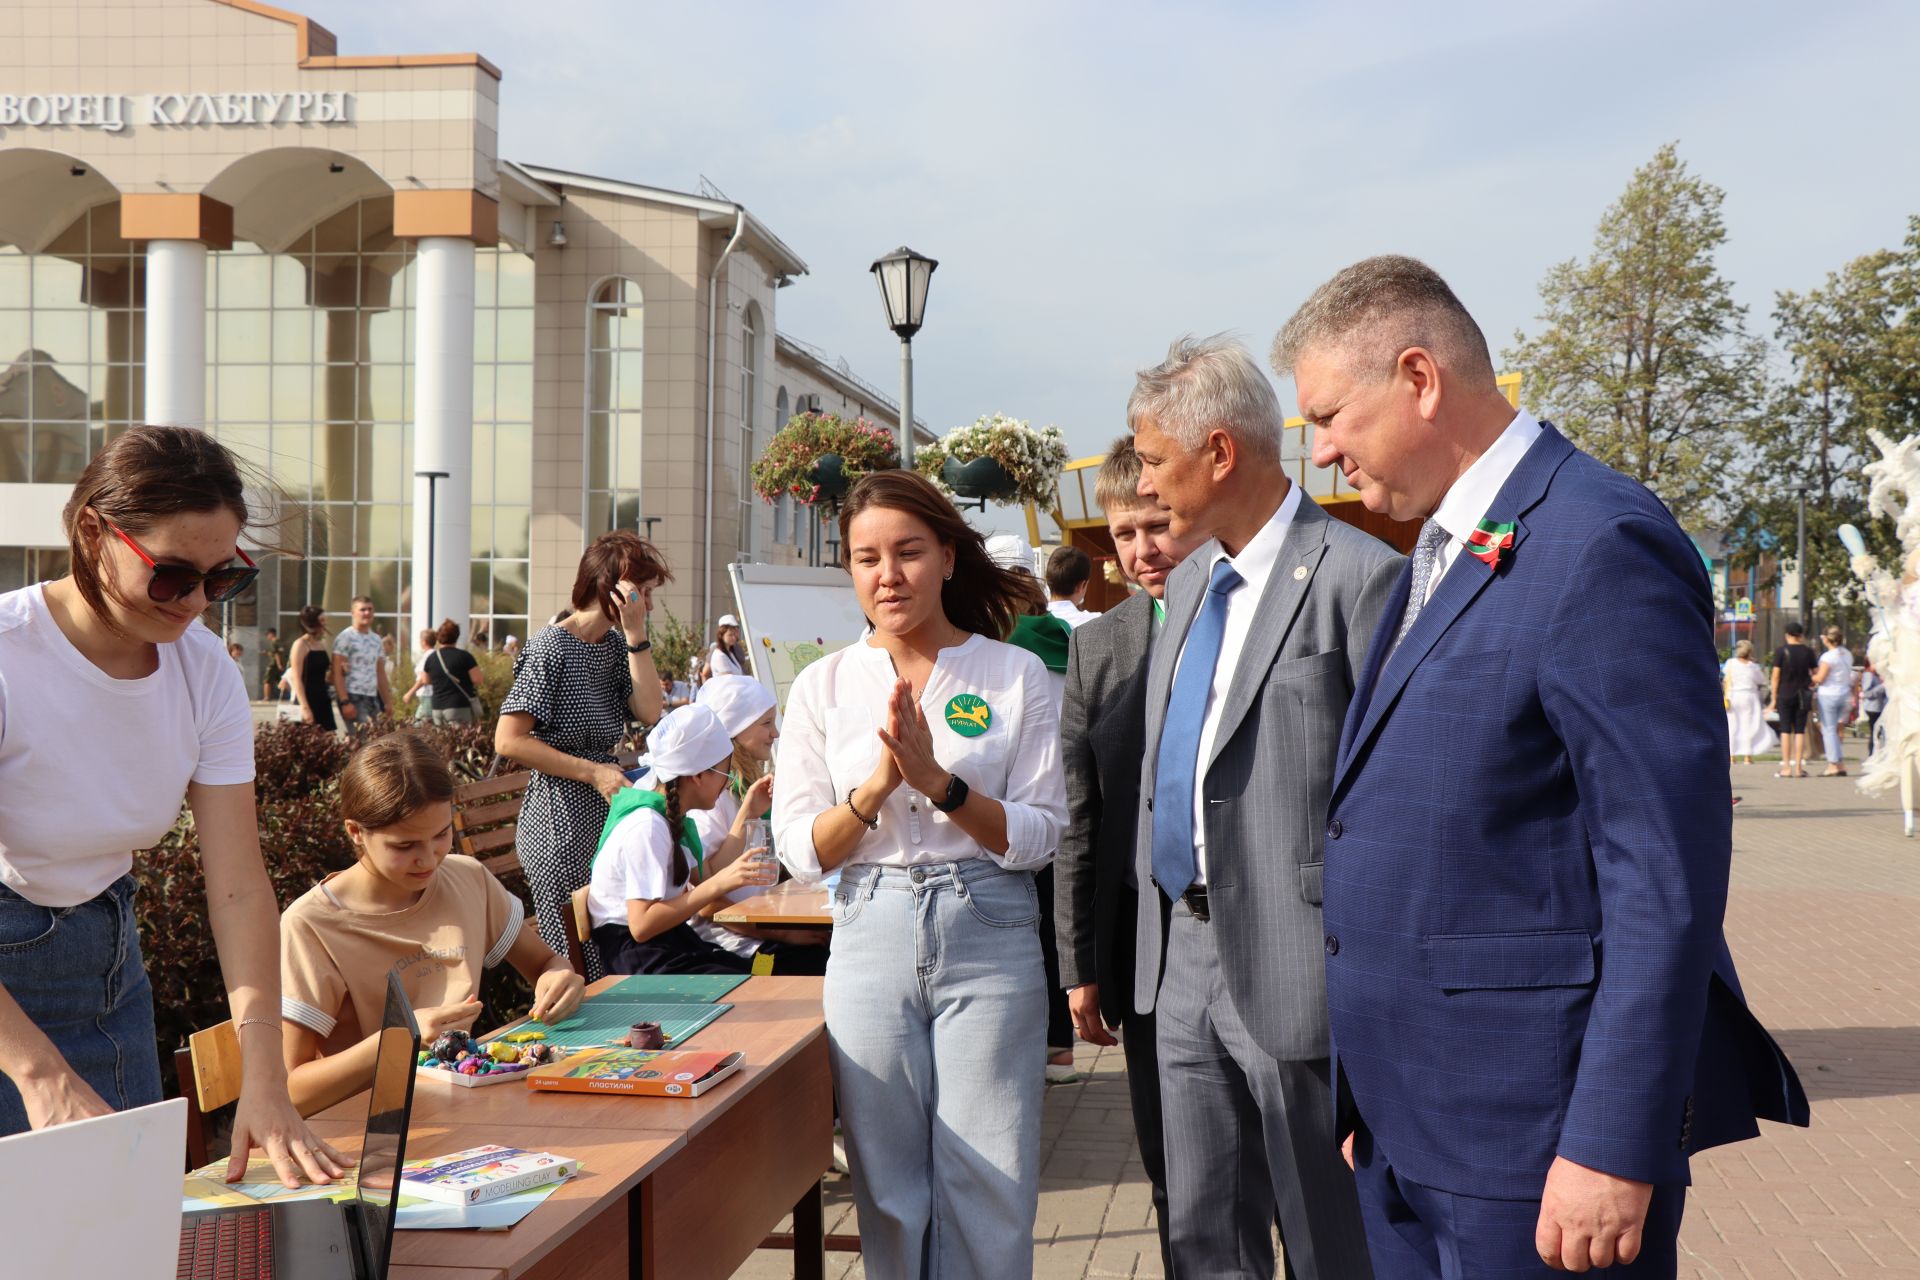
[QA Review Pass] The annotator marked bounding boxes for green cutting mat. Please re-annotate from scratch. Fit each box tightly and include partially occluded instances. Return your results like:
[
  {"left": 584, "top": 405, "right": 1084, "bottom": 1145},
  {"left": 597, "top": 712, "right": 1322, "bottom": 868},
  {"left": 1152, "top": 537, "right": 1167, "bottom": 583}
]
[
  {"left": 601, "top": 974, "right": 749, "bottom": 1003},
  {"left": 487, "top": 999, "right": 733, "bottom": 1050}
]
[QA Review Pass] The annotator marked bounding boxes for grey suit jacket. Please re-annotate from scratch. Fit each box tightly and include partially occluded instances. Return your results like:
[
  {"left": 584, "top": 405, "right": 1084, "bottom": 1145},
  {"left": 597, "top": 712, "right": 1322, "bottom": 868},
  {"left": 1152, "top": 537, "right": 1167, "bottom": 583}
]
[
  {"left": 1131, "top": 496, "right": 1402, "bottom": 1061},
  {"left": 1054, "top": 589, "right": 1156, "bottom": 1026}
]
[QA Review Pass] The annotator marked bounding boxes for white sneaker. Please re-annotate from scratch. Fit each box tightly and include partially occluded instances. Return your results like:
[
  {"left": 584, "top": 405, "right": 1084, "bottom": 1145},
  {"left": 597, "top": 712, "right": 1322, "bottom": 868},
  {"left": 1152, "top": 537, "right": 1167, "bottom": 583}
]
[{"left": 1045, "top": 1060, "right": 1079, "bottom": 1085}]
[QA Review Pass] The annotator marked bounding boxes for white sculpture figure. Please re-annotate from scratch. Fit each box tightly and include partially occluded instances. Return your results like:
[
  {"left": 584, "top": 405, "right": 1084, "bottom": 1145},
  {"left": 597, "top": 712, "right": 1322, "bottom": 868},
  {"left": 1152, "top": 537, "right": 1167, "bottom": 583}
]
[{"left": 1844, "top": 430, "right": 1920, "bottom": 835}]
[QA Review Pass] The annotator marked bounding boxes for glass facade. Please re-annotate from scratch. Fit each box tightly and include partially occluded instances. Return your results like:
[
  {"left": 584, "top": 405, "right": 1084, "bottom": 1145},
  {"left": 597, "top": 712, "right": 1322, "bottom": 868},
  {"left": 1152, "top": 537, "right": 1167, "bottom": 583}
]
[
  {"left": 584, "top": 276, "right": 643, "bottom": 538},
  {"left": 0, "top": 196, "right": 534, "bottom": 645}
]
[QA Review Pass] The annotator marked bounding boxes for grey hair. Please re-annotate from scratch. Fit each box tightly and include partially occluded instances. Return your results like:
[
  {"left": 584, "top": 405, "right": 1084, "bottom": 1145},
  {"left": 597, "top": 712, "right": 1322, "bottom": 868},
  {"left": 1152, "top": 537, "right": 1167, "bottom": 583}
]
[
  {"left": 1126, "top": 333, "right": 1283, "bottom": 464},
  {"left": 1270, "top": 255, "right": 1495, "bottom": 385}
]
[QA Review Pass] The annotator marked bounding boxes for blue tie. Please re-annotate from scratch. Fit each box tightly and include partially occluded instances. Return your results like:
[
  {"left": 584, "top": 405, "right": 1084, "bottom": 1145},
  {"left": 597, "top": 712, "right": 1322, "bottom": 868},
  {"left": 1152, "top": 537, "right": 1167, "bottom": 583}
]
[{"left": 1151, "top": 556, "right": 1244, "bottom": 902}]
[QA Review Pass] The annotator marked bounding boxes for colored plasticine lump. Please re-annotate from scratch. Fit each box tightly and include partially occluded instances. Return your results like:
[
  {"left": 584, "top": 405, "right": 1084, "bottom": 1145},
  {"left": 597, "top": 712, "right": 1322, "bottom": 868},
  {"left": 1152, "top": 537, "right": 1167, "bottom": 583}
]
[{"left": 415, "top": 1027, "right": 539, "bottom": 1077}]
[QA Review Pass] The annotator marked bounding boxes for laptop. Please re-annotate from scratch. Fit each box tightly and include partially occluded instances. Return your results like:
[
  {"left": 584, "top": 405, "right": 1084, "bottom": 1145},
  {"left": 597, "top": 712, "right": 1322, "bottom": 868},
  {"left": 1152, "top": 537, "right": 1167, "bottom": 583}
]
[
  {"left": 178, "top": 972, "right": 422, "bottom": 1280},
  {"left": 0, "top": 1096, "right": 187, "bottom": 1280}
]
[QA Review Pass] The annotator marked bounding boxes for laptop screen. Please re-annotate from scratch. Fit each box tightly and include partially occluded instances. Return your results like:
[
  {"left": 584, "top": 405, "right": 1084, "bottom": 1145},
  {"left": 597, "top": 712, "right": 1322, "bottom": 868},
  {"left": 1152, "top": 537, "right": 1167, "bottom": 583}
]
[{"left": 355, "top": 973, "right": 421, "bottom": 1277}]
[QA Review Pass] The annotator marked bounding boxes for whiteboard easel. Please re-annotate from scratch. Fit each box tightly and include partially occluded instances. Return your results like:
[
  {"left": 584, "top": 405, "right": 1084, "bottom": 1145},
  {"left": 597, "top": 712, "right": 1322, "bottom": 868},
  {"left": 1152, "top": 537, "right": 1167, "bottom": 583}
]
[{"left": 726, "top": 562, "right": 870, "bottom": 712}]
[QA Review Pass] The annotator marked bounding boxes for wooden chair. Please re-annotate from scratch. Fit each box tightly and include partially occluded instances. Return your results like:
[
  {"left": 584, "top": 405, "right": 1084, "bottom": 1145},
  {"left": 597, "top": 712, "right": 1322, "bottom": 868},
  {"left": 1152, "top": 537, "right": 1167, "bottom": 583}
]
[
  {"left": 563, "top": 885, "right": 593, "bottom": 977},
  {"left": 450, "top": 768, "right": 531, "bottom": 881},
  {"left": 175, "top": 1021, "right": 244, "bottom": 1171}
]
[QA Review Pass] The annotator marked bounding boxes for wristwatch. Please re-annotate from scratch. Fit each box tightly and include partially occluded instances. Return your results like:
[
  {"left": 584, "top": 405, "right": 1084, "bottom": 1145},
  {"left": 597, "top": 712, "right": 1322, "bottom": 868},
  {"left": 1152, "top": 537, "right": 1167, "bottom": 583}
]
[{"left": 931, "top": 773, "right": 969, "bottom": 813}]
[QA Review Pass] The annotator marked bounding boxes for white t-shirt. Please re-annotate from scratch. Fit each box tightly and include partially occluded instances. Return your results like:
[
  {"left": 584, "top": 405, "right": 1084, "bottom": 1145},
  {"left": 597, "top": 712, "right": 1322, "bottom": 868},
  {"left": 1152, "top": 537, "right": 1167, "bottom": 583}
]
[
  {"left": 707, "top": 645, "right": 746, "bottom": 679},
  {"left": 1046, "top": 599, "right": 1098, "bottom": 630},
  {"left": 1818, "top": 647, "right": 1855, "bottom": 693},
  {"left": 0, "top": 584, "right": 256, "bottom": 907},
  {"left": 689, "top": 788, "right": 765, "bottom": 958},
  {"left": 771, "top": 632, "right": 1067, "bottom": 881},
  {"left": 586, "top": 804, "right": 692, "bottom": 930}
]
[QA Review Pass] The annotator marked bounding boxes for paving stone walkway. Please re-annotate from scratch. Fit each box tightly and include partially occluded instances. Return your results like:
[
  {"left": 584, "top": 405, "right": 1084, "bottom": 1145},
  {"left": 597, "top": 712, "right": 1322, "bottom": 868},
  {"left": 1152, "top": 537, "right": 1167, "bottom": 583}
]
[{"left": 734, "top": 756, "right": 1920, "bottom": 1278}]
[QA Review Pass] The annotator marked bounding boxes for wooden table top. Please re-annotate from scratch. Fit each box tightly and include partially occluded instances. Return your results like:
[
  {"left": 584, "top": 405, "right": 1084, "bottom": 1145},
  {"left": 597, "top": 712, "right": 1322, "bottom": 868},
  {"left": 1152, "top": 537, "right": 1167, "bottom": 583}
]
[
  {"left": 713, "top": 881, "right": 833, "bottom": 926},
  {"left": 309, "top": 1120, "right": 679, "bottom": 1280},
  {"left": 317, "top": 975, "right": 826, "bottom": 1142}
]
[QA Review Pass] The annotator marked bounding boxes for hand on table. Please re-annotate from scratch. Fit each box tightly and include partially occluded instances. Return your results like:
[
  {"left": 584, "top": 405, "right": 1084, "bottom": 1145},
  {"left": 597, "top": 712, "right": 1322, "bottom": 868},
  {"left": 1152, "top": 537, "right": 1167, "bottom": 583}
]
[
  {"left": 876, "top": 678, "right": 949, "bottom": 797},
  {"left": 529, "top": 969, "right": 586, "bottom": 1025},
  {"left": 228, "top": 1083, "right": 349, "bottom": 1188},
  {"left": 1068, "top": 984, "right": 1117, "bottom": 1047},
  {"left": 1535, "top": 1155, "right": 1653, "bottom": 1271}
]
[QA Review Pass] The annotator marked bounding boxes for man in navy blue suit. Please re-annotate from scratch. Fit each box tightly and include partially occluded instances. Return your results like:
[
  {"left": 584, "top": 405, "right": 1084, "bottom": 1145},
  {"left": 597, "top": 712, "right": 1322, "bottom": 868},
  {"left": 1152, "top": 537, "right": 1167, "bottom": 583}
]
[{"left": 1274, "top": 256, "right": 1808, "bottom": 1275}]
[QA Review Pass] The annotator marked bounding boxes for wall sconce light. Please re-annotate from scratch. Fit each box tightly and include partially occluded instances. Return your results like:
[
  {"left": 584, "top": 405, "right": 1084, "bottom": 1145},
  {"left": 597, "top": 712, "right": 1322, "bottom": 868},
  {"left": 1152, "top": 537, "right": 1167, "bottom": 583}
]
[{"left": 548, "top": 219, "right": 568, "bottom": 249}]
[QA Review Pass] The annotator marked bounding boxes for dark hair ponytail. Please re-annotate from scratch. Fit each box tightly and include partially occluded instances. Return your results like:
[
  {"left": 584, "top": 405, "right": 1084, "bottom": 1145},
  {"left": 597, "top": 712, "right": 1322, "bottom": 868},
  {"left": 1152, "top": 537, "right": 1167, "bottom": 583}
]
[
  {"left": 837, "top": 470, "right": 1029, "bottom": 642},
  {"left": 662, "top": 777, "right": 691, "bottom": 888}
]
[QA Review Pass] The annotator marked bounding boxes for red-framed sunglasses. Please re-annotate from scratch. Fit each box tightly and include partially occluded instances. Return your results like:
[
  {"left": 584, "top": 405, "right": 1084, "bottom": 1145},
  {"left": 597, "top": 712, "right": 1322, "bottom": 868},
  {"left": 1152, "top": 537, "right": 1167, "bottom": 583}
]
[{"left": 106, "top": 520, "right": 259, "bottom": 605}]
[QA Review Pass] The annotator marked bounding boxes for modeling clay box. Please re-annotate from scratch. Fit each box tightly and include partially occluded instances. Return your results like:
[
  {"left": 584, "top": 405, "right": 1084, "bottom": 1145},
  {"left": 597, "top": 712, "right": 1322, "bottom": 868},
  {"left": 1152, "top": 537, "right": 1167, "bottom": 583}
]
[{"left": 524, "top": 1047, "right": 745, "bottom": 1097}]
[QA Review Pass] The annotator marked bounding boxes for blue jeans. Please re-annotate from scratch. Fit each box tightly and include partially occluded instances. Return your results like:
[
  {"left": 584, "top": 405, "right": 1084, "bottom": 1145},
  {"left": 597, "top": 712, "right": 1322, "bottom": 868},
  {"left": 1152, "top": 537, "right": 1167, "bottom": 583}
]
[
  {"left": 1817, "top": 687, "right": 1849, "bottom": 763},
  {"left": 342, "top": 691, "right": 385, "bottom": 735},
  {"left": 824, "top": 860, "right": 1046, "bottom": 1280},
  {"left": 0, "top": 875, "right": 161, "bottom": 1135}
]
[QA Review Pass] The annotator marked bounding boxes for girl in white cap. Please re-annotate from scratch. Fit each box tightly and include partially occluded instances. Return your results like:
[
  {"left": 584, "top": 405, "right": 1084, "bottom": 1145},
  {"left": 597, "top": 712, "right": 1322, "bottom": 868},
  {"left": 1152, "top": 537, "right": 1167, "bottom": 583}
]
[
  {"left": 689, "top": 677, "right": 829, "bottom": 974},
  {"left": 585, "top": 705, "right": 778, "bottom": 974},
  {"left": 702, "top": 614, "right": 748, "bottom": 681}
]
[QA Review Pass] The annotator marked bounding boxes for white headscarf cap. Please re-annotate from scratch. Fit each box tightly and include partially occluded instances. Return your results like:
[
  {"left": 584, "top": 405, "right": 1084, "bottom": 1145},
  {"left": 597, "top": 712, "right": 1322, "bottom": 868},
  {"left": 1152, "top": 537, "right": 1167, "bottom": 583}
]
[
  {"left": 641, "top": 704, "right": 734, "bottom": 783},
  {"left": 697, "top": 674, "right": 777, "bottom": 737}
]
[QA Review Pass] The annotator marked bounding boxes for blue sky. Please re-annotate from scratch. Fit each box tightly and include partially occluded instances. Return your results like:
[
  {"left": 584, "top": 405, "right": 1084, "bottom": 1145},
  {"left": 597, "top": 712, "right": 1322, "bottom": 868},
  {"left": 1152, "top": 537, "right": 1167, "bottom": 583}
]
[{"left": 323, "top": 0, "right": 1920, "bottom": 523}]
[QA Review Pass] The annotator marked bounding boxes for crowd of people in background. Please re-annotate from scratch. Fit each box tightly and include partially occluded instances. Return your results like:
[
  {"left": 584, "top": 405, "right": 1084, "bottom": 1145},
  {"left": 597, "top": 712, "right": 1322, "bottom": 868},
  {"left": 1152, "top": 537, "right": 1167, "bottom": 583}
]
[{"left": 1732, "top": 622, "right": 1879, "bottom": 775}]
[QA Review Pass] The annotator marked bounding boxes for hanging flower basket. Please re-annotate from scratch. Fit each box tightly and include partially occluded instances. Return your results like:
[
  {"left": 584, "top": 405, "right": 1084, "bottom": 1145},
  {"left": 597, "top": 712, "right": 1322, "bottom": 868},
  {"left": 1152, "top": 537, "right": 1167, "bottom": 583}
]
[
  {"left": 752, "top": 412, "right": 898, "bottom": 513},
  {"left": 940, "top": 455, "right": 1019, "bottom": 501},
  {"left": 916, "top": 414, "right": 1069, "bottom": 508}
]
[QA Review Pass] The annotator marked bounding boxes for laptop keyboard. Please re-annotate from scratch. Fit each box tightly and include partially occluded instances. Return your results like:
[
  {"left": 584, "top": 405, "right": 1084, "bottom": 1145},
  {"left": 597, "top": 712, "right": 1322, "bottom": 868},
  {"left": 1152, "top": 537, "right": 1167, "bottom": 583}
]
[{"left": 177, "top": 1209, "right": 276, "bottom": 1280}]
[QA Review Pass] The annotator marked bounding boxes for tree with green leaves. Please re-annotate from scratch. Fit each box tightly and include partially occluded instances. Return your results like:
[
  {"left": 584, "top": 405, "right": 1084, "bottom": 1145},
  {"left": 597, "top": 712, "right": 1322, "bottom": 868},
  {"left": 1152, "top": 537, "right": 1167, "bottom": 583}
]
[
  {"left": 1505, "top": 143, "right": 1766, "bottom": 530},
  {"left": 1729, "top": 217, "right": 1920, "bottom": 630}
]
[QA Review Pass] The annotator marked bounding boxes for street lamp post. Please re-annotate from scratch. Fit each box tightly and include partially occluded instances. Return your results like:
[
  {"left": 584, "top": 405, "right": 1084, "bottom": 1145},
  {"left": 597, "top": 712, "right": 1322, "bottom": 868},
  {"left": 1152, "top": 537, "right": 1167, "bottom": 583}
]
[
  {"left": 1790, "top": 479, "right": 1810, "bottom": 635},
  {"left": 416, "top": 469, "right": 450, "bottom": 630},
  {"left": 869, "top": 246, "right": 938, "bottom": 470}
]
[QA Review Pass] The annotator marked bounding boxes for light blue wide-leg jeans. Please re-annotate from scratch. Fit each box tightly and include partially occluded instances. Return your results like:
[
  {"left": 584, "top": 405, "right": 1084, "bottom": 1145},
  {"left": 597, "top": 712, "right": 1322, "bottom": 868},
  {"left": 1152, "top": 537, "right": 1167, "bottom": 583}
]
[
  {"left": 824, "top": 860, "right": 1046, "bottom": 1280},
  {"left": 1818, "top": 686, "right": 1849, "bottom": 763}
]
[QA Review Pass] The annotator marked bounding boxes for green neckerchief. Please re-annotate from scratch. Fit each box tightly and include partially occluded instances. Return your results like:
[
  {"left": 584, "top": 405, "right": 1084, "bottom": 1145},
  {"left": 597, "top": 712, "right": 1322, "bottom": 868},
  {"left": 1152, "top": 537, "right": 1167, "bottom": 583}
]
[
  {"left": 1152, "top": 596, "right": 1166, "bottom": 624},
  {"left": 595, "top": 787, "right": 705, "bottom": 871},
  {"left": 1008, "top": 613, "right": 1072, "bottom": 674}
]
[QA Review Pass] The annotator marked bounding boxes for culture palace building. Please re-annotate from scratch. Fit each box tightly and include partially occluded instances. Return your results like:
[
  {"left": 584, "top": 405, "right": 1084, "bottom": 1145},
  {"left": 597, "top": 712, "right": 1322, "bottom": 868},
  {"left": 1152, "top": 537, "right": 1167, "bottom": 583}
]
[{"left": 0, "top": 0, "right": 924, "bottom": 662}]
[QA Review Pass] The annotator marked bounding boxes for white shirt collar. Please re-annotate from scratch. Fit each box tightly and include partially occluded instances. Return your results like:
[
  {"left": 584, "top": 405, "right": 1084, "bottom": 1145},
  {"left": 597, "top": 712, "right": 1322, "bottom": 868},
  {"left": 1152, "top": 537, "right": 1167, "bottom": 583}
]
[
  {"left": 1428, "top": 409, "right": 1543, "bottom": 545},
  {"left": 1211, "top": 479, "right": 1303, "bottom": 592}
]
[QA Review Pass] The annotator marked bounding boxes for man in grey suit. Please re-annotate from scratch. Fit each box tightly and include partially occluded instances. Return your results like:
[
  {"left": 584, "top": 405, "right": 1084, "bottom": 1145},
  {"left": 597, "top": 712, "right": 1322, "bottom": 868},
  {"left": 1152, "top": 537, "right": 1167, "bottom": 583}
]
[
  {"left": 1129, "top": 334, "right": 1400, "bottom": 1278},
  {"left": 1055, "top": 434, "right": 1205, "bottom": 1274}
]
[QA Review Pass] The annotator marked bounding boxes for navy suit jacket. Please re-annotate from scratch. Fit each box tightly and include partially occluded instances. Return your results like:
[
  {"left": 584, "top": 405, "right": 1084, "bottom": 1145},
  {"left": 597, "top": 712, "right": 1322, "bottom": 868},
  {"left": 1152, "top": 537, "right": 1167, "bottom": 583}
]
[{"left": 1323, "top": 424, "right": 1808, "bottom": 1201}]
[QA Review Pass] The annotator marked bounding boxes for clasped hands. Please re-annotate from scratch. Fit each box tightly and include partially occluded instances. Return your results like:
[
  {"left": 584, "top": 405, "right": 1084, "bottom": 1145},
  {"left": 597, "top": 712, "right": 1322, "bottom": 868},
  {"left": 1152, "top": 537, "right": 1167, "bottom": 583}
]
[{"left": 862, "top": 677, "right": 951, "bottom": 801}]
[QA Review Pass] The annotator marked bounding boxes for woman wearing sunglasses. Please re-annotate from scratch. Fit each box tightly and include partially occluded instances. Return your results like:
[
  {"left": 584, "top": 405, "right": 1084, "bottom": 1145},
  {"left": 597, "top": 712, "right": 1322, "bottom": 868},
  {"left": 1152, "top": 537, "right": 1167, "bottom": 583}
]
[{"left": 0, "top": 426, "right": 347, "bottom": 1190}]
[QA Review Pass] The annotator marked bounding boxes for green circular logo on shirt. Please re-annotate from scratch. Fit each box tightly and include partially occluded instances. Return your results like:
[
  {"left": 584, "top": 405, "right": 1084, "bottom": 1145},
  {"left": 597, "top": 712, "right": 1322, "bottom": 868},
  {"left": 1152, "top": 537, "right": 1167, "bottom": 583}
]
[{"left": 943, "top": 694, "right": 992, "bottom": 738}]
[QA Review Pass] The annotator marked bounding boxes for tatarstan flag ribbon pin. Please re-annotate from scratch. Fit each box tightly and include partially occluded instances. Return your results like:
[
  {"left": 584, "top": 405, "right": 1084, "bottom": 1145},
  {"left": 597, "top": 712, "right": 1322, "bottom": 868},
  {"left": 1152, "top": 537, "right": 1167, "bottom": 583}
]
[{"left": 1465, "top": 518, "right": 1516, "bottom": 569}]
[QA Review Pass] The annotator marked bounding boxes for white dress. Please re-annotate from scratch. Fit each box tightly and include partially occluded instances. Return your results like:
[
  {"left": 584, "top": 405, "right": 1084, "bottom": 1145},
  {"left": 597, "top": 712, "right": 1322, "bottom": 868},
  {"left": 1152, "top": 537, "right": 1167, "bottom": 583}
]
[{"left": 1725, "top": 658, "right": 1776, "bottom": 757}]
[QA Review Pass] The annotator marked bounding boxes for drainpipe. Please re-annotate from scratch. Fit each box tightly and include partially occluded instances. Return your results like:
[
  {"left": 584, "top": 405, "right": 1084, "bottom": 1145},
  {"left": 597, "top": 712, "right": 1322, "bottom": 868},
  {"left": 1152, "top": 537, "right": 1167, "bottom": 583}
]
[{"left": 702, "top": 207, "right": 747, "bottom": 628}]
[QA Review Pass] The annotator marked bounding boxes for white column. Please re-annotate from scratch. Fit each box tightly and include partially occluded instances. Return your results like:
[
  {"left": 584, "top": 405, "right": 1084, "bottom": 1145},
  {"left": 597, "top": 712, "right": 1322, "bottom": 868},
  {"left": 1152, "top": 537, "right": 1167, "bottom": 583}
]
[
  {"left": 144, "top": 239, "right": 208, "bottom": 427},
  {"left": 410, "top": 236, "right": 476, "bottom": 643}
]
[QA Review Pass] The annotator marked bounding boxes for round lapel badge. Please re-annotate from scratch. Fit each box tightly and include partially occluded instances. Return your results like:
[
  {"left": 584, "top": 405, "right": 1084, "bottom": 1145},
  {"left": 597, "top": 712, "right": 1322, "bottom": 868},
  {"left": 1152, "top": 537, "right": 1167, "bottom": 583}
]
[{"left": 943, "top": 693, "right": 992, "bottom": 738}]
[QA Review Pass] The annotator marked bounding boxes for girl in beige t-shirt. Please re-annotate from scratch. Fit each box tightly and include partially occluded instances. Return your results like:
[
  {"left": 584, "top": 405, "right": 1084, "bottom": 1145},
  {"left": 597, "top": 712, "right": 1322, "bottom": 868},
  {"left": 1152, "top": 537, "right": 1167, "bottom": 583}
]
[{"left": 279, "top": 734, "right": 585, "bottom": 1116}]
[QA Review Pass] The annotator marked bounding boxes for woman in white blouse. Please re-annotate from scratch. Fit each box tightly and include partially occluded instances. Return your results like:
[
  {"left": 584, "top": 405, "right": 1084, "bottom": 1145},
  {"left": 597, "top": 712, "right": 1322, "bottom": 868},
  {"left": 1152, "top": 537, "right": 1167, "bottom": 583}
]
[{"left": 772, "top": 471, "right": 1067, "bottom": 1280}]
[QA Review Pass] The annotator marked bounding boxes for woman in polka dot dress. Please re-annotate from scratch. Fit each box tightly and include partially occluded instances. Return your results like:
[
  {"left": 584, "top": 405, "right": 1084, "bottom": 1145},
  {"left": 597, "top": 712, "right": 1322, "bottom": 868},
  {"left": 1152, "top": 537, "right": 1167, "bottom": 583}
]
[{"left": 495, "top": 531, "right": 667, "bottom": 978}]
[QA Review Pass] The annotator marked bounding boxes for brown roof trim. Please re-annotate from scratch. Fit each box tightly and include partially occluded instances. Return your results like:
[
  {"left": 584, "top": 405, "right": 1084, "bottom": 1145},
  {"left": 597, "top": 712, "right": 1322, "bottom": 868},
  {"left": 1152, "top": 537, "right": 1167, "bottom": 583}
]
[{"left": 208, "top": 0, "right": 502, "bottom": 80}]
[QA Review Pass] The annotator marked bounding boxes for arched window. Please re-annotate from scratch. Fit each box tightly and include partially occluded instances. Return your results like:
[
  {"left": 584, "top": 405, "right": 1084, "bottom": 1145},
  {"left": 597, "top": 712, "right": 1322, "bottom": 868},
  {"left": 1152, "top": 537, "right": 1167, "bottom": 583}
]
[
  {"left": 585, "top": 277, "right": 643, "bottom": 537},
  {"left": 736, "top": 303, "right": 762, "bottom": 562},
  {"left": 772, "top": 386, "right": 790, "bottom": 544}
]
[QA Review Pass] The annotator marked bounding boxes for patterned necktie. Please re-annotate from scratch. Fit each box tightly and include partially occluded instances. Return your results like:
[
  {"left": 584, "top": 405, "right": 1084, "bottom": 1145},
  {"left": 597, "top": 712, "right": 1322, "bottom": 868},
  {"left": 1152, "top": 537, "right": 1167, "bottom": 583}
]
[
  {"left": 1150, "top": 556, "right": 1244, "bottom": 902},
  {"left": 1389, "top": 519, "right": 1453, "bottom": 656}
]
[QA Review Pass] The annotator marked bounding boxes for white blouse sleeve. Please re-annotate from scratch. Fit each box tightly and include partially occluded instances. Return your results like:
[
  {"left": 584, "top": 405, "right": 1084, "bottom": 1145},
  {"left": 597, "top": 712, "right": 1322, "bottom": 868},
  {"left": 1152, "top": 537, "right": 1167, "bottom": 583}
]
[
  {"left": 988, "top": 652, "right": 1068, "bottom": 871},
  {"left": 771, "top": 665, "right": 836, "bottom": 883}
]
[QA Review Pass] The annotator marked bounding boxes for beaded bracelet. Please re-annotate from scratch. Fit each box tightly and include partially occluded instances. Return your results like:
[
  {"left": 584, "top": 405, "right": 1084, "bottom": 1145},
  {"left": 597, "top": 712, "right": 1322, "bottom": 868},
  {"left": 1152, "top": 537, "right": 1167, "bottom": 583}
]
[{"left": 846, "top": 792, "right": 879, "bottom": 830}]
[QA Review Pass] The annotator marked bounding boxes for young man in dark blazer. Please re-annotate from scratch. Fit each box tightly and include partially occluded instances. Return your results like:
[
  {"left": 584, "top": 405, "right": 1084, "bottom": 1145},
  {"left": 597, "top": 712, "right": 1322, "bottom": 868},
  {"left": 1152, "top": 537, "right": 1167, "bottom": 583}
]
[{"left": 1054, "top": 436, "right": 1203, "bottom": 1273}]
